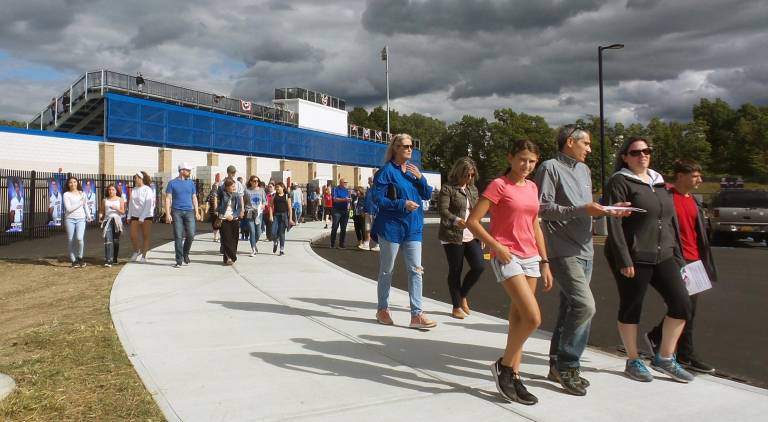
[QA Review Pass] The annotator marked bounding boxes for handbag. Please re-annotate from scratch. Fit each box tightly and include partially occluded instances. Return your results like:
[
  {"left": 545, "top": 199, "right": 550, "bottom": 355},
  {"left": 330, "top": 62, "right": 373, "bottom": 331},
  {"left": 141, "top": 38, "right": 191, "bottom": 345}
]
[{"left": 212, "top": 215, "right": 223, "bottom": 229}]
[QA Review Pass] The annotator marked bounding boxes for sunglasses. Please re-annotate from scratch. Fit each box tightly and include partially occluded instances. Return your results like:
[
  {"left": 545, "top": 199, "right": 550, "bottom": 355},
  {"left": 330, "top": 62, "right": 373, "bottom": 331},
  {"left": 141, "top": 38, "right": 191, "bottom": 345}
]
[
  {"left": 627, "top": 148, "right": 653, "bottom": 157},
  {"left": 398, "top": 144, "right": 414, "bottom": 150}
]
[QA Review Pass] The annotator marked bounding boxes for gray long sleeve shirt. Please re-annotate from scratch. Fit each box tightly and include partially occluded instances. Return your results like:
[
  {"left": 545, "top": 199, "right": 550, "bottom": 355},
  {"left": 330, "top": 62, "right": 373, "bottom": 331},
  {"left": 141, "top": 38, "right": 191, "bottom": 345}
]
[{"left": 533, "top": 152, "right": 594, "bottom": 259}]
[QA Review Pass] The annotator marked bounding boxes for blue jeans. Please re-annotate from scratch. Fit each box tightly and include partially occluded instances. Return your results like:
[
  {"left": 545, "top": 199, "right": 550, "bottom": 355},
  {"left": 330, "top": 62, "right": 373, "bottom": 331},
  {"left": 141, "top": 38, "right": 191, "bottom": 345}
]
[
  {"left": 330, "top": 209, "right": 349, "bottom": 247},
  {"left": 246, "top": 217, "right": 262, "bottom": 250},
  {"left": 103, "top": 219, "right": 120, "bottom": 264},
  {"left": 171, "top": 209, "right": 196, "bottom": 265},
  {"left": 65, "top": 217, "right": 86, "bottom": 262},
  {"left": 293, "top": 205, "right": 302, "bottom": 223},
  {"left": 272, "top": 212, "right": 288, "bottom": 251},
  {"left": 548, "top": 257, "right": 595, "bottom": 370},
  {"left": 377, "top": 238, "right": 423, "bottom": 316}
]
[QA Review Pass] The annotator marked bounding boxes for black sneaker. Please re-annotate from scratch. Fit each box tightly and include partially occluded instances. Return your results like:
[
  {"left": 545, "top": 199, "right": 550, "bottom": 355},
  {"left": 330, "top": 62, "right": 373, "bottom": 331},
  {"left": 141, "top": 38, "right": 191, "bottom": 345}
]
[
  {"left": 490, "top": 358, "right": 538, "bottom": 405},
  {"left": 71, "top": 260, "right": 79, "bottom": 268},
  {"left": 548, "top": 366, "right": 586, "bottom": 396},
  {"left": 183, "top": 255, "right": 191, "bottom": 265},
  {"left": 547, "top": 364, "right": 590, "bottom": 388},
  {"left": 679, "top": 357, "right": 715, "bottom": 374},
  {"left": 273, "top": 243, "right": 278, "bottom": 253},
  {"left": 78, "top": 258, "right": 87, "bottom": 268}
]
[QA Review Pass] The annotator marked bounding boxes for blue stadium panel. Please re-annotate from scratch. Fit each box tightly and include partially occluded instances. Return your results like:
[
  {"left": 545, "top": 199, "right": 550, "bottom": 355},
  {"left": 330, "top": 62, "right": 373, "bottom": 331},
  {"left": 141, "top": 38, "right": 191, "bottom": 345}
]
[{"left": 105, "top": 93, "right": 420, "bottom": 167}]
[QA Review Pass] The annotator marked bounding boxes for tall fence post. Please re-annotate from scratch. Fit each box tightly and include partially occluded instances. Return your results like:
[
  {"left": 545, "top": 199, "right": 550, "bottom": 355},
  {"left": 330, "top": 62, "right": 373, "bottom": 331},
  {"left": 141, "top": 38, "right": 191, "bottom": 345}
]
[{"left": 28, "top": 170, "right": 36, "bottom": 240}]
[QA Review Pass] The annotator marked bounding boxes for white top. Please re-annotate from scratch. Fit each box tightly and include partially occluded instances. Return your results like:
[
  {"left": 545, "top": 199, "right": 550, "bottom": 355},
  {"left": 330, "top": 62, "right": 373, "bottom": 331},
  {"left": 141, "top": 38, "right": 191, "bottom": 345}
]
[
  {"left": 224, "top": 201, "right": 234, "bottom": 219},
  {"left": 104, "top": 197, "right": 123, "bottom": 220},
  {"left": 127, "top": 185, "right": 155, "bottom": 221},
  {"left": 64, "top": 191, "right": 91, "bottom": 220}
]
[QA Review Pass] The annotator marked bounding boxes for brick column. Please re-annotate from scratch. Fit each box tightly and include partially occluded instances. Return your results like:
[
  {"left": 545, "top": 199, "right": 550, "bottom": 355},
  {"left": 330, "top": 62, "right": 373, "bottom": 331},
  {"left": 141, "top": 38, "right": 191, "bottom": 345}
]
[
  {"left": 353, "top": 167, "right": 362, "bottom": 187},
  {"left": 332, "top": 164, "right": 340, "bottom": 184},
  {"left": 308, "top": 162, "right": 317, "bottom": 182},
  {"left": 206, "top": 152, "right": 219, "bottom": 167},
  {"left": 246, "top": 156, "right": 258, "bottom": 178},
  {"left": 98, "top": 142, "right": 115, "bottom": 175},
  {"left": 158, "top": 148, "right": 173, "bottom": 174}
]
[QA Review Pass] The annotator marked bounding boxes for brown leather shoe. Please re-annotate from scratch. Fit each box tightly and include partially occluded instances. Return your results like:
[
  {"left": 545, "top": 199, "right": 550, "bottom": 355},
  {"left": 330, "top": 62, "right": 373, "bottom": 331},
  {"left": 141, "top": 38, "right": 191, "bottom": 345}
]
[
  {"left": 409, "top": 313, "right": 437, "bottom": 329},
  {"left": 451, "top": 308, "right": 467, "bottom": 319},
  {"left": 376, "top": 309, "right": 394, "bottom": 325},
  {"left": 461, "top": 297, "right": 471, "bottom": 315}
]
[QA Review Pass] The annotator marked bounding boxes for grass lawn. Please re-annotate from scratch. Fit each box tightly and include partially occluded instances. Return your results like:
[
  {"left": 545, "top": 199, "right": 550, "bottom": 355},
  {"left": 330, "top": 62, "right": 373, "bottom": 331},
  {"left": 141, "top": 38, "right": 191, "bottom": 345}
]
[{"left": 0, "top": 258, "right": 165, "bottom": 421}]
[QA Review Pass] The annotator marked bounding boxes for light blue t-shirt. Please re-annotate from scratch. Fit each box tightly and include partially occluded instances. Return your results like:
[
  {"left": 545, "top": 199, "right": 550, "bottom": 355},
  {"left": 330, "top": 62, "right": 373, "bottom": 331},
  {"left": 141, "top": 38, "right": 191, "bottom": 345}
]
[{"left": 166, "top": 178, "right": 196, "bottom": 211}]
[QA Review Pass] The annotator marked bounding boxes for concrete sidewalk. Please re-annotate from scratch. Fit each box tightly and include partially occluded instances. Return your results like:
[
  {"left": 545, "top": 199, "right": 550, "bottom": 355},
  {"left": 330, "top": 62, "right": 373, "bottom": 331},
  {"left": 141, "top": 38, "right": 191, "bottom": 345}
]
[{"left": 110, "top": 221, "right": 767, "bottom": 422}]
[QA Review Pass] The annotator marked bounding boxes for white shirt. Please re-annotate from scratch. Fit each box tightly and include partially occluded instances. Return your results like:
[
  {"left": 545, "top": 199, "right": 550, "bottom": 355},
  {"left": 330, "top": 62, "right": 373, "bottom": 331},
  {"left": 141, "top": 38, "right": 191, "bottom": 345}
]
[
  {"left": 10, "top": 196, "right": 23, "bottom": 224},
  {"left": 127, "top": 185, "right": 155, "bottom": 221},
  {"left": 64, "top": 191, "right": 90, "bottom": 220}
]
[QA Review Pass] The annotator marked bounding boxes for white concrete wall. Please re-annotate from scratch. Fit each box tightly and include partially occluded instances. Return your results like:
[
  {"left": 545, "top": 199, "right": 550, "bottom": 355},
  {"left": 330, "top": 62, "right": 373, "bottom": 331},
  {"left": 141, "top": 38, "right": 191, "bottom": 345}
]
[
  {"left": 275, "top": 99, "right": 348, "bottom": 136},
  {"left": 114, "top": 143, "right": 158, "bottom": 175},
  {"left": 424, "top": 172, "right": 442, "bottom": 192},
  {"left": 316, "top": 163, "right": 333, "bottom": 181},
  {"left": 218, "top": 153, "right": 248, "bottom": 178},
  {"left": 256, "top": 157, "right": 280, "bottom": 182},
  {"left": 172, "top": 149, "right": 207, "bottom": 178},
  {"left": 0, "top": 131, "right": 100, "bottom": 173},
  {"left": 358, "top": 167, "right": 374, "bottom": 186}
]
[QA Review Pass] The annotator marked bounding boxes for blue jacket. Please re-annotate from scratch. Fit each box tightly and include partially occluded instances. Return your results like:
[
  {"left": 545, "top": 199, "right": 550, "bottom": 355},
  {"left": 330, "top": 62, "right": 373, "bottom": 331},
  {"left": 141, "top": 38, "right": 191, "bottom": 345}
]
[
  {"left": 217, "top": 190, "right": 243, "bottom": 217},
  {"left": 371, "top": 160, "right": 433, "bottom": 243},
  {"left": 364, "top": 187, "right": 378, "bottom": 215}
]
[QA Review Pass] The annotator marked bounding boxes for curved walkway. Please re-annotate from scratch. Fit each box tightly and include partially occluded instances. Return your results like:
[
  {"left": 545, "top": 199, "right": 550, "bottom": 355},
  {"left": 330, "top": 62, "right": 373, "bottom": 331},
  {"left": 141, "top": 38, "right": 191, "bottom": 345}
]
[{"left": 110, "top": 220, "right": 767, "bottom": 422}]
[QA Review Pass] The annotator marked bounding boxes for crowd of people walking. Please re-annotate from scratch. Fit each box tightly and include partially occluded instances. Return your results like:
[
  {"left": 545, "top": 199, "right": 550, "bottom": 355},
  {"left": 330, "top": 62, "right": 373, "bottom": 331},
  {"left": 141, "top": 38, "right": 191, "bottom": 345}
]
[{"left": 58, "top": 127, "right": 718, "bottom": 407}]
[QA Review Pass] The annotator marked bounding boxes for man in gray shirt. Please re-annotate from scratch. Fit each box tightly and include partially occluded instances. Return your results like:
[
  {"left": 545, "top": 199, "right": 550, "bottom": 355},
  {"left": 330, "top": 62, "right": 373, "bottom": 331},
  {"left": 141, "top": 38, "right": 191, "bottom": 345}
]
[{"left": 534, "top": 125, "right": 628, "bottom": 396}]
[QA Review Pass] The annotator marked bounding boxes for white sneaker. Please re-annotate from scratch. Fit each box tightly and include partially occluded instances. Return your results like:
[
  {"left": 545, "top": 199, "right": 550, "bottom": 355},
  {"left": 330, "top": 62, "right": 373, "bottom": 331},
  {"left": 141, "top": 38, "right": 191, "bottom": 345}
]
[
  {"left": 358, "top": 243, "right": 367, "bottom": 250},
  {"left": 139, "top": 256, "right": 147, "bottom": 264},
  {"left": 130, "top": 252, "right": 140, "bottom": 262},
  {"left": 250, "top": 250, "right": 256, "bottom": 257},
  {"left": 371, "top": 245, "right": 380, "bottom": 252}
]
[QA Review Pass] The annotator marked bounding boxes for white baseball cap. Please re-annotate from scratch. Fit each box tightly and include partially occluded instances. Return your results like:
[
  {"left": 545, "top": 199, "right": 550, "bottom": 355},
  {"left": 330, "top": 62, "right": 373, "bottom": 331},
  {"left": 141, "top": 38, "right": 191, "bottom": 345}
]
[{"left": 178, "top": 162, "right": 192, "bottom": 171}]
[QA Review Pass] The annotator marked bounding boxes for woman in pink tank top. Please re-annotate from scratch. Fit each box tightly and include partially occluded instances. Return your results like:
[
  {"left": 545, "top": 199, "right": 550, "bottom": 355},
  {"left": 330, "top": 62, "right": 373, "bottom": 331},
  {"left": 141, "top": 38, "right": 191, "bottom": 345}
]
[{"left": 467, "top": 139, "right": 553, "bottom": 405}]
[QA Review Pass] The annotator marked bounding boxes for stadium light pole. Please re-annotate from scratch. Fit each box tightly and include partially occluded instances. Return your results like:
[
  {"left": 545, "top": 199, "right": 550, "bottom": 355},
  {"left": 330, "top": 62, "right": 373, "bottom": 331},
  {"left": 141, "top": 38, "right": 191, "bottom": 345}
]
[
  {"left": 381, "top": 46, "right": 390, "bottom": 137},
  {"left": 598, "top": 43, "right": 623, "bottom": 194}
]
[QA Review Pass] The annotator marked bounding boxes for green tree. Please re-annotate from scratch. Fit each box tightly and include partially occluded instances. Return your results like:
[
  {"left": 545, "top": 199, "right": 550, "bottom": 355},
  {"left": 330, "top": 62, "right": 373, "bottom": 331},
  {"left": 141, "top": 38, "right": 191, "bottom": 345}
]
[
  {"left": 692, "top": 98, "right": 737, "bottom": 174},
  {"left": 0, "top": 119, "right": 26, "bottom": 128},
  {"left": 732, "top": 104, "right": 768, "bottom": 181}
]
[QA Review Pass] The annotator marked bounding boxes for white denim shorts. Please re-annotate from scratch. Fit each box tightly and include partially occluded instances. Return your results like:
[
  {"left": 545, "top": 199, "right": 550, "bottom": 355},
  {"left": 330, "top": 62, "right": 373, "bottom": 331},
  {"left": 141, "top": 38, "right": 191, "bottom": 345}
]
[{"left": 491, "top": 254, "right": 542, "bottom": 282}]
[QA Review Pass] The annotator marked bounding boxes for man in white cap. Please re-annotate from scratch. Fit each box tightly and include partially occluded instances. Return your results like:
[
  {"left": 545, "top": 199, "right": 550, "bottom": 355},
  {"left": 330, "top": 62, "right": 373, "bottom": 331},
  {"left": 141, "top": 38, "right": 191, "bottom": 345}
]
[{"left": 165, "top": 162, "right": 201, "bottom": 267}]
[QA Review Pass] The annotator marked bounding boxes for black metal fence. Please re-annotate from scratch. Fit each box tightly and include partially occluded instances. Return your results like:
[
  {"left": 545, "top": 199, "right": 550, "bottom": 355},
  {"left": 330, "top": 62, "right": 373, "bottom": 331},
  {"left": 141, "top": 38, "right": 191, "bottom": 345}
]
[{"left": 0, "top": 168, "right": 209, "bottom": 247}]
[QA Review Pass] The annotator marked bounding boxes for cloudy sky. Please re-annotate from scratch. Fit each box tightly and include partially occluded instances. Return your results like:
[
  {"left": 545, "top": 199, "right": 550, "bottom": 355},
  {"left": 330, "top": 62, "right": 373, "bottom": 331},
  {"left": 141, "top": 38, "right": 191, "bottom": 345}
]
[{"left": 1, "top": 0, "right": 767, "bottom": 127}]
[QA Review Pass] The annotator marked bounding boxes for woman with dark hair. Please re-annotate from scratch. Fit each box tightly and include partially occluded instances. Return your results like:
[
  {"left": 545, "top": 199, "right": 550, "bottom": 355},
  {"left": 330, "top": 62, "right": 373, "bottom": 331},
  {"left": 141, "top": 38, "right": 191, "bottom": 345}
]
[
  {"left": 207, "top": 174, "right": 222, "bottom": 242},
  {"left": 63, "top": 176, "right": 93, "bottom": 267},
  {"left": 439, "top": 157, "right": 485, "bottom": 319},
  {"left": 244, "top": 176, "right": 266, "bottom": 256},
  {"left": 127, "top": 171, "right": 155, "bottom": 263},
  {"left": 604, "top": 137, "right": 694, "bottom": 383},
  {"left": 270, "top": 182, "right": 294, "bottom": 255},
  {"left": 100, "top": 183, "right": 125, "bottom": 267},
  {"left": 371, "top": 133, "right": 435, "bottom": 329},
  {"left": 214, "top": 178, "right": 243, "bottom": 265},
  {"left": 466, "top": 139, "right": 553, "bottom": 405},
  {"left": 352, "top": 185, "right": 367, "bottom": 248}
]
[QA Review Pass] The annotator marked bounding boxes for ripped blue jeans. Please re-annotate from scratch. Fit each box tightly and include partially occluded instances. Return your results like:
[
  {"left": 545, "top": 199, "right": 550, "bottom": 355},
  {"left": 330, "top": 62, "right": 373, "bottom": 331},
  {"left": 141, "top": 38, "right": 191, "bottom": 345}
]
[{"left": 376, "top": 238, "right": 423, "bottom": 316}]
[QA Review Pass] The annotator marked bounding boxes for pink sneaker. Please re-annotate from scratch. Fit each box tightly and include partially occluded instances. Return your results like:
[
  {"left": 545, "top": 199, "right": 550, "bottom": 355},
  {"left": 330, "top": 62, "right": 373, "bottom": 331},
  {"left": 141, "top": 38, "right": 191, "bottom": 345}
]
[
  {"left": 409, "top": 313, "right": 437, "bottom": 329},
  {"left": 376, "top": 309, "right": 394, "bottom": 325}
]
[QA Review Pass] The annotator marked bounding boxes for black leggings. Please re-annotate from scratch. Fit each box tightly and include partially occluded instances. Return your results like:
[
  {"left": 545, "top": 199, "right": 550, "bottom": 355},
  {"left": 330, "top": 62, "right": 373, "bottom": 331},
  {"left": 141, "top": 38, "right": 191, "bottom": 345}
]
[
  {"left": 442, "top": 239, "right": 485, "bottom": 308},
  {"left": 353, "top": 215, "right": 365, "bottom": 241},
  {"left": 613, "top": 258, "right": 691, "bottom": 324}
]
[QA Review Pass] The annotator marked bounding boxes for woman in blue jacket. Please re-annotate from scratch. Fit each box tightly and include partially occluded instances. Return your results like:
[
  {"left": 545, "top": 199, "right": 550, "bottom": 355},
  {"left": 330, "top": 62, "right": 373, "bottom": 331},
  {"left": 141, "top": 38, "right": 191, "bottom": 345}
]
[{"left": 371, "top": 133, "right": 435, "bottom": 329}]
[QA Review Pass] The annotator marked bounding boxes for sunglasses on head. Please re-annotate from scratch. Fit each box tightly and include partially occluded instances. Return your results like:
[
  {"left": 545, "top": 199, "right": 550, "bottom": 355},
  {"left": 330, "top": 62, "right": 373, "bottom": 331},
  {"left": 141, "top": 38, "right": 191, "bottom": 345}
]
[
  {"left": 627, "top": 148, "right": 653, "bottom": 157},
  {"left": 566, "top": 125, "right": 585, "bottom": 139}
]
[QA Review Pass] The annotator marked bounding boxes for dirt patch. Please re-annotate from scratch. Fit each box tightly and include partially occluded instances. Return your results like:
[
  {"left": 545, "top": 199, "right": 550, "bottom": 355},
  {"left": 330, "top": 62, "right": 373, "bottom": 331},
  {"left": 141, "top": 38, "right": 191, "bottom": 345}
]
[{"left": 0, "top": 258, "right": 165, "bottom": 421}]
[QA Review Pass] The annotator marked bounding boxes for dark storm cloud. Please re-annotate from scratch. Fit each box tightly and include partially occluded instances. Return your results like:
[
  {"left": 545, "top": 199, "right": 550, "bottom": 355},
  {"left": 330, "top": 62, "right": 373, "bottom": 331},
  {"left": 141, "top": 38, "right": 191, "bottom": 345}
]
[
  {"left": 1, "top": 0, "right": 767, "bottom": 125},
  {"left": 361, "top": 0, "right": 606, "bottom": 35}
]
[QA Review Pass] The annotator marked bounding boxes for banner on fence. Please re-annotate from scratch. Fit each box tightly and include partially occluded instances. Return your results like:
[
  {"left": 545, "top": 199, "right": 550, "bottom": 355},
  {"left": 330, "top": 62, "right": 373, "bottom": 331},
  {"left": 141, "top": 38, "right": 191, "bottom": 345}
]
[
  {"left": 83, "top": 179, "right": 98, "bottom": 218},
  {"left": 48, "top": 177, "right": 64, "bottom": 226},
  {"left": 6, "top": 177, "right": 24, "bottom": 232}
]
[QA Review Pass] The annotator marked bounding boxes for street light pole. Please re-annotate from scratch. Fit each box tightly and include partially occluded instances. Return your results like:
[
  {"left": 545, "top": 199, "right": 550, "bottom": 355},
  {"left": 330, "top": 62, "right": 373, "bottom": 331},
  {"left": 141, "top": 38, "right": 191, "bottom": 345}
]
[
  {"left": 598, "top": 43, "right": 624, "bottom": 195},
  {"left": 381, "top": 45, "right": 390, "bottom": 137}
]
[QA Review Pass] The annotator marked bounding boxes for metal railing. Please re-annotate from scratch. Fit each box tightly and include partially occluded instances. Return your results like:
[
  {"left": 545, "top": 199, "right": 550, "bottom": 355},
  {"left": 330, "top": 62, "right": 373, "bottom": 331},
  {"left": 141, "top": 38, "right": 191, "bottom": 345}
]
[
  {"left": 275, "top": 87, "right": 346, "bottom": 111},
  {"left": 28, "top": 70, "right": 300, "bottom": 132}
]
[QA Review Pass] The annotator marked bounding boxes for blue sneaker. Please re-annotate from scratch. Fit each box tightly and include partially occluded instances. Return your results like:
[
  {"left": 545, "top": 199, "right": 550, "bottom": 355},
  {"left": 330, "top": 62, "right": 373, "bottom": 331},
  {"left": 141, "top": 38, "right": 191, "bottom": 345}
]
[
  {"left": 625, "top": 358, "right": 653, "bottom": 382},
  {"left": 651, "top": 355, "right": 695, "bottom": 383}
]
